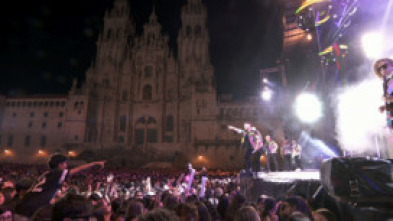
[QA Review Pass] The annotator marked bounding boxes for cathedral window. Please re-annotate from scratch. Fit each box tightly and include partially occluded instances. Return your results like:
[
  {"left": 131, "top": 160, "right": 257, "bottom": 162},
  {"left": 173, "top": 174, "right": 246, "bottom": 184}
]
[
  {"left": 135, "top": 129, "right": 144, "bottom": 145},
  {"left": 144, "top": 66, "right": 153, "bottom": 78},
  {"left": 166, "top": 115, "right": 174, "bottom": 132},
  {"left": 137, "top": 117, "right": 146, "bottom": 124},
  {"left": 122, "top": 90, "right": 128, "bottom": 101},
  {"left": 24, "top": 135, "right": 30, "bottom": 147},
  {"left": 186, "top": 26, "right": 192, "bottom": 36},
  {"left": 118, "top": 136, "right": 124, "bottom": 143},
  {"left": 106, "top": 29, "right": 112, "bottom": 39},
  {"left": 120, "top": 116, "right": 127, "bottom": 132},
  {"left": 147, "top": 116, "right": 156, "bottom": 124},
  {"left": 195, "top": 25, "right": 201, "bottom": 36},
  {"left": 143, "top": 85, "right": 152, "bottom": 100},
  {"left": 147, "top": 129, "right": 157, "bottom": 143},
  {"left": 147, "top": 34, "right": 155, "bottom": 43},
  {"left": 41, "top": 135, "right": 46, "bottom": 147},
  {"left": 7, "top": 135, "right": 14, "bottom": 147}
]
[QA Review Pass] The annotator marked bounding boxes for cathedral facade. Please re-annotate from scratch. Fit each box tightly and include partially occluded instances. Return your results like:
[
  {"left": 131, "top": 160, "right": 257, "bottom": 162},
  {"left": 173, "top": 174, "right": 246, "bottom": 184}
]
[{"left": 0, "top": 0, "right": 283, "bottom": 168}]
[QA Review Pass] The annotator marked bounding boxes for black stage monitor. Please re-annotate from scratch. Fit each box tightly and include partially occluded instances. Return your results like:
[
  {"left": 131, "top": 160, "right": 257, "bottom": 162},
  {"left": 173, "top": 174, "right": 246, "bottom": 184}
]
[{"left": 320, "top": 157, "right": 393, "bottom": 208}]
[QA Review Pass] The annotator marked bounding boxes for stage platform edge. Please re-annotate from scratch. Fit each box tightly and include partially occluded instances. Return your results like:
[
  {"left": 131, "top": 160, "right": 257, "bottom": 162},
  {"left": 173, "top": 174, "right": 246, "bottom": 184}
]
[{"left": 239, "top": 169, "right": 322, "bottom": 202}]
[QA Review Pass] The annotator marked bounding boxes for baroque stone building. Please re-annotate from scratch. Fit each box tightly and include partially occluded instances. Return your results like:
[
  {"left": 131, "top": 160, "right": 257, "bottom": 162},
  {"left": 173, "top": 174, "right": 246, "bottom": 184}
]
[{"left": 0, "top": 0, "right": 283, "bottom": 168}]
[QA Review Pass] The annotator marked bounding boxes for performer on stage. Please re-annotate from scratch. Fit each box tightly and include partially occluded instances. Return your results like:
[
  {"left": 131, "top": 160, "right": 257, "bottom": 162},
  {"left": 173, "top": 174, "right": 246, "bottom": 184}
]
[
  {"left": 373, "top": 58, "right": 393, "bottom": 129},
  {"left": 282, "top": 138, "right": 293, "bottom": 171},
  {"left": 265, "top": 135, "right": 278, "bottom": 172},
  {"left": 228, "top": 122, "right": 254, "bottom": 172},
  {"left": 250, "top": 127, "right": 264, "bottom": 172},
  {"left": 292, "top": 139, "right": 303, "bottom": 170}
]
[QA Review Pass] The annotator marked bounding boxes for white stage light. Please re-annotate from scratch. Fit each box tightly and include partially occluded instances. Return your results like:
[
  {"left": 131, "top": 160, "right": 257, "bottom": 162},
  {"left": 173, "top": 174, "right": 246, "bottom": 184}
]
[
  {"left": 261, "top": 89, "right": 273, "bottom": 101},
  {"left": 361, "top": 32, "right": 384, "bottom": 59},
  {"left": 306, "top": 33, "right": 313, "bottom": 41},
  {"left": 294, "top": 93, "right": 323, "bottom": 123}
]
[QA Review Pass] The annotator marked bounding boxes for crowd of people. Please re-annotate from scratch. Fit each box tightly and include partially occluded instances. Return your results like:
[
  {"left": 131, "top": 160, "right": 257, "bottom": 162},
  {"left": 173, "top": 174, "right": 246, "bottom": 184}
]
[{"left": 0, "top": 153, "right": 342, "bottom": 221}]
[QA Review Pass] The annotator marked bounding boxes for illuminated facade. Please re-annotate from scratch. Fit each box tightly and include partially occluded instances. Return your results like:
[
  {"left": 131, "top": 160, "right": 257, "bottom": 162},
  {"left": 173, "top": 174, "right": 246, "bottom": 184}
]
[{"left": 0, "top": 0, "right": 283, "bottom": 168}]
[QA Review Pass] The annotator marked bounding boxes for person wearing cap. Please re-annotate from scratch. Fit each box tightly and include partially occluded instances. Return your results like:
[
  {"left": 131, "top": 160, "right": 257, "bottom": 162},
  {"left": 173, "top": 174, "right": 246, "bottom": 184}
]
[
  {"left": 14, "top": 153, "right": 105, "bottom": 220},
  {"left": 373, "top": 58, "right": 393, "bottom": 129}
]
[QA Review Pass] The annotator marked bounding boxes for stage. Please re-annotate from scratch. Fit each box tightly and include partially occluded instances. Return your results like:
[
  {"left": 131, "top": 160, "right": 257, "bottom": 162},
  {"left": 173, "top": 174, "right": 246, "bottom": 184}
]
[{"left": 239, "top": 169, "right": 322, "bottom": 202}]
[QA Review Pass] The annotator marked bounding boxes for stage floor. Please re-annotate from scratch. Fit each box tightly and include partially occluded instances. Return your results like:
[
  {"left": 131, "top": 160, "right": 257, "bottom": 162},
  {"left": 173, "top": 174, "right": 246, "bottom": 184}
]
[
  {"left": 239, "top": 169, "right": 322, "bottom": 202},
  {"left": 254, "top": 169, "right": 320, "bottom": 182}
]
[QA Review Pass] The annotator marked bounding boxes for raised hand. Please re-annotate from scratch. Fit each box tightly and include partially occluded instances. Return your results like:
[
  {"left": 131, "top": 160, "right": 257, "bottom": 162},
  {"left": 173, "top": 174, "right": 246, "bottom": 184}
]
[{"left": 96, "top": 161, "right": 106, "bottom": 168}]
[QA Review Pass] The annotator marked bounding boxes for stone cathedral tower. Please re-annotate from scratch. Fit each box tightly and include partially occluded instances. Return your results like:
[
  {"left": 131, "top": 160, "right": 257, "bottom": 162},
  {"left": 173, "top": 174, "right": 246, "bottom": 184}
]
[
  {"left": 0, "top": 0, "right": 284, "bottom": 168},
  {"left": 85, "top": 0, "right": 136, "bottom": 148},
  {"left": 83, "top": 0, "right": 219, "bottom": 152},
  {"left": 177, "top": 0, "right": 217, "bottom": 144},
  {"left": 85, "top": 0, "right": 182, "bottom": 152}
]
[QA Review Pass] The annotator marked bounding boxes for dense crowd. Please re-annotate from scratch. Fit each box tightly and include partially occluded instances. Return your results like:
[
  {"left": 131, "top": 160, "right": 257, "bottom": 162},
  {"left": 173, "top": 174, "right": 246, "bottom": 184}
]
[{"left": 0, "top": 154, "right": 343, "bottom": 221}]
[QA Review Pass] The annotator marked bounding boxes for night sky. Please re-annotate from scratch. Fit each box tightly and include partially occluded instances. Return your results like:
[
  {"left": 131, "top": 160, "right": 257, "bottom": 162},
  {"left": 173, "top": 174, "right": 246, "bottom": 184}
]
[{"left": 0, "top": 0, "right": 283, "bottom": 97}]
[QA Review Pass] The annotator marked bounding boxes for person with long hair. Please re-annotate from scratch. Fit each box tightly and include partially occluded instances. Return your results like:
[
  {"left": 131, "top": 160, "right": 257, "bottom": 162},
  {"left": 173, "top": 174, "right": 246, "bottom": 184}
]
[
  {"left": 260, "top": 197, "right": 278, "bottom": 221},
  {"left": 234, "top": 206, "right": 261, "bottom": 221}
]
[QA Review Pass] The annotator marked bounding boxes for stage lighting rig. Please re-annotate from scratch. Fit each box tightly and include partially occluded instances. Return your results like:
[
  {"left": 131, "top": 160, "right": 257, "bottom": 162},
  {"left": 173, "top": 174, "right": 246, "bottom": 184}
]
[
  {"left": 295, "top": 0, "right": 333, "bottom": 31},
  {"left": 295, "top": 0, "right": 359, "bottom": 74},
  {"left": 319, "top": 43, "right": 348, "bottom": 67},
  {"left": 295, "top": 0, "right": 358, "bottom": 31}
]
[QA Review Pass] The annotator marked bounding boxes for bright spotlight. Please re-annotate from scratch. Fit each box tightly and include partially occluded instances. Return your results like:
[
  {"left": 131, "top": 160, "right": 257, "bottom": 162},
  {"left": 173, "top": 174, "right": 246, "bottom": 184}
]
[
  {"left": 261, "top": 89, "right": 273, "bottom": 101},
  {"left": 361, "top": 32, "right": 383, "bottom": 59},
  {"left": 294, "top": 93, "right": 323, "bottom": 123},
  {"left": 263, "top": 78, "right": 268, "bottom": 83},
  {"left": 306, "top": 33, "right": 313, "bottom": 41}
]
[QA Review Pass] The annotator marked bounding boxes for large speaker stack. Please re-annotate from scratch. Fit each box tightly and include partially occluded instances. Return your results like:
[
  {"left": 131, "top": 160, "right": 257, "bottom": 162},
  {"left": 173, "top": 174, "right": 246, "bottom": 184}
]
[{"left": 320, "top": 157, "right": 393, "bottom": 208}]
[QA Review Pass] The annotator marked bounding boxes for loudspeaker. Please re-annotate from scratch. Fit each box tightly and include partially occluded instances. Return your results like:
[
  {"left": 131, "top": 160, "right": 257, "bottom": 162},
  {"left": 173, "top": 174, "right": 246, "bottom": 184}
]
[{"left": 320, "top": 157, "right": 393, "bottom": 207}]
